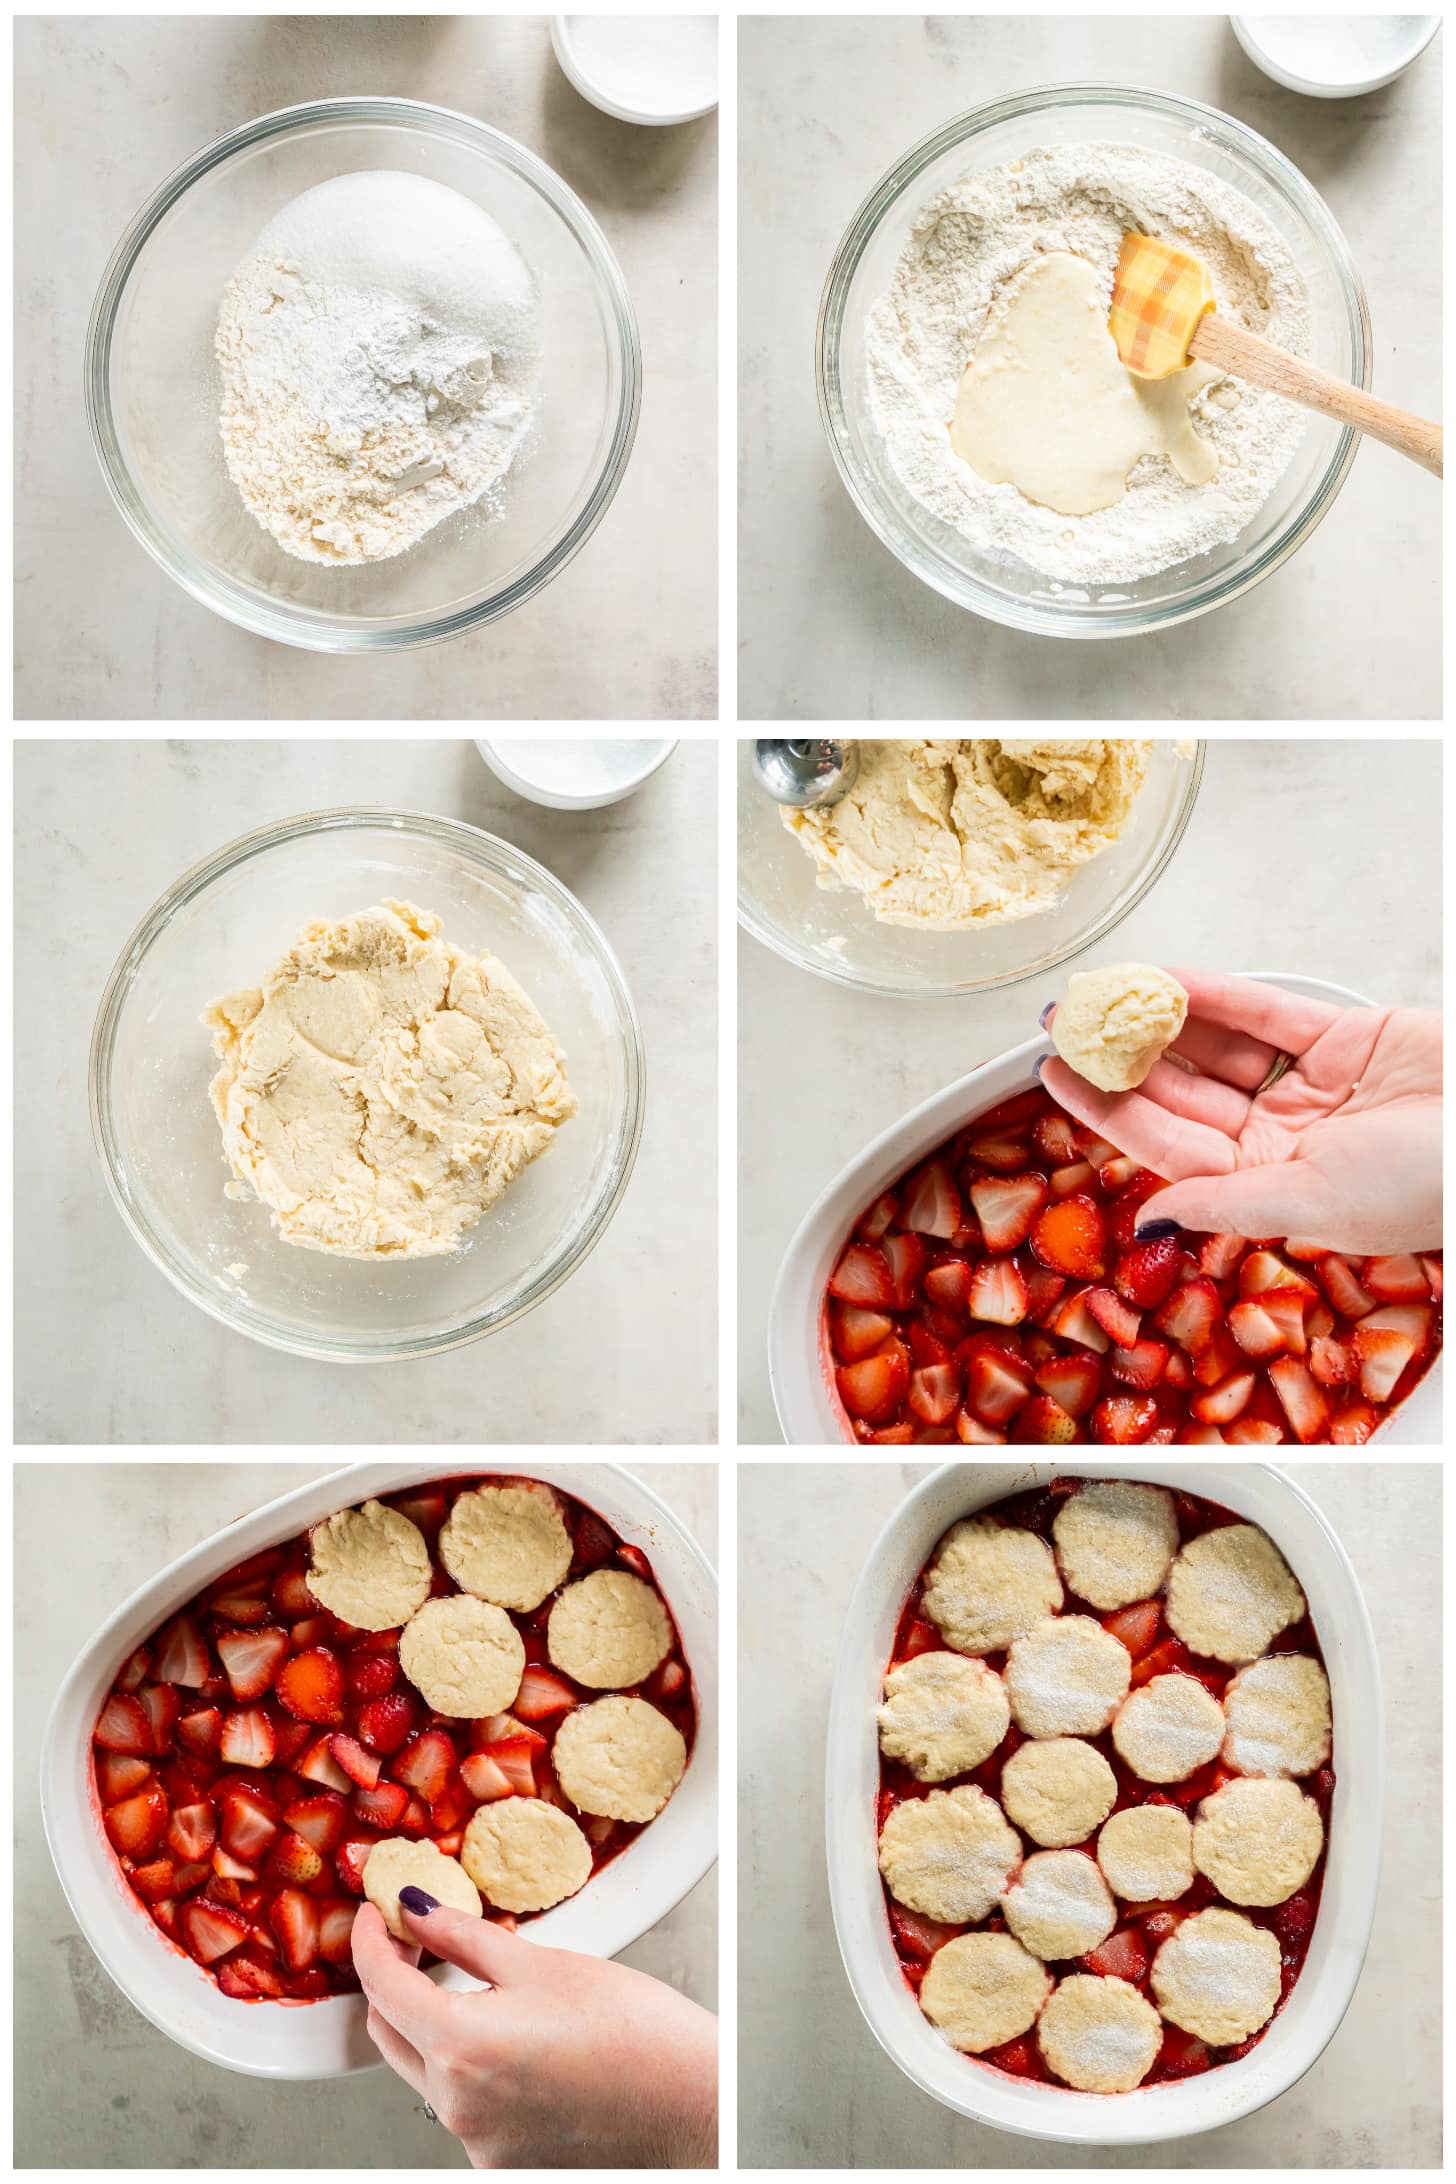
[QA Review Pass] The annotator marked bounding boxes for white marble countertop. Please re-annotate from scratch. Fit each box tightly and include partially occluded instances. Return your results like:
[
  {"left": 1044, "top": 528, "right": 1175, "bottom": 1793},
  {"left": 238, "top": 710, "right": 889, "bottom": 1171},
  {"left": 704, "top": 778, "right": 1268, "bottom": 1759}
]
[
  {"left": 738, "top": 14, "right": 1441, "bottom": 721},
  {"left": 15, "top": 737, "right": 716, "bottom": 1445},
  {"left": 738, "top": 736, "right": 1441, "bottom": 1440},
  {"left": 16, "top": 1460, "right": 717, "bottom": 2167},
  {"left": 738, "top": 1460, "right": 1440, "bottom": 2167},
  {"left": 14, "top": 15, "right": 717, "bottom": 720}
]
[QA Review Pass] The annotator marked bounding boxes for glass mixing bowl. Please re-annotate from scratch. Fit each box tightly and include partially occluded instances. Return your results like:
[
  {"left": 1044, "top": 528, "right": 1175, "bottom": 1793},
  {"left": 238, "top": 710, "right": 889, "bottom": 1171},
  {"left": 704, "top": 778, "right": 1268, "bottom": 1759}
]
[
  {"left": 738, "top": 739, "right": 1203, "bottom": 996},
  {"left": 90, "top": 811, "right": 645, "bottom": 1361},
  {"left": 817, "top": 85, "right": 1369, "bottom": 638},
  {"left": 86, "top": 99, "right": 640, "bottom": 652}
]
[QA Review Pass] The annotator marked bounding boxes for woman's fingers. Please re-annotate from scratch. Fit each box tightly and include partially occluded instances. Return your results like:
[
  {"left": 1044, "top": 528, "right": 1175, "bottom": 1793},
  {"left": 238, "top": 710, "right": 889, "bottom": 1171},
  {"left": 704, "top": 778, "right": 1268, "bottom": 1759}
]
[
  {"left": 1167, "top": 1014, "right": 1280, "bottom": 1093},
  {"left": 351, "top": 1902, "right": 473, "bottom": 2055},
  {"left": 1137, "top": 1057, "right": 1251, "bottom": 1137},
  {"left": 1137, "top": 1159, "right": 1350, "bottom": 1245},
  {"left": 1037, "top": 1060, "right": 1238, "bottom": 1182},
  {"left": 1163, "top": 970, "right": 1348, "bottom": 1054},
  {"left": 365, "top": 2004, "right": 429, "bottom": 2098}
]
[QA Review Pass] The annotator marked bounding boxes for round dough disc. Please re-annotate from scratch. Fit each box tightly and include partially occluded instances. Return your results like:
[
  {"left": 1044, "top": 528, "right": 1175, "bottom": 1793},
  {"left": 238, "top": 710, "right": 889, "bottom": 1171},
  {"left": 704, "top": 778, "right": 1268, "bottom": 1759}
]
[
  {"left": 398, "top": 1593, "right": 525, "bottom": 1718},
  {"left": 922, "top": 1516, "right": 1063, "bottom": 1655},
  {"left": 1222, "top": 1653, "right": 1332, "bottom": 1779},
  {"left": 1152, "top": 1905, "right": 1282, "bottom": 2045},
  {"left": 1002, "top": 1850, "right": 1116, "bottom": 1961},
  {"left": 1038, "top": 1972, "right": 1163, "bottom": 2092},
  {"left": 1165, "top": 1523, "right": 1305, "bottom": 1664},
  {"left": 439, "top": 1482, "right": 573, "bottom": 1612},
  {"left": 1111, "top": 1672, "right": 1226, "bottom": 1784},
  {"left": 363, "top": 1836, "right": 482, "bottom": 1939},
  {"left": 1192, "top": 1776, "right": 1324, "bottom": 1906},
  {"left": 462, "top": 1797, "right": 593, "bottom": 1913},
  {"left": 306, "top": 1498, "right": 432, "bottom": 1631},
  {"left": 548, "top": 1569, "right": 672, "bottom": 1690},
  {"left": 1004, "top": 1615, "right": 1131, "bottom": 1739},
  {"left": 1052, "top": 1480, "right": 1178, "bottom": 1611},
  {"left": 1096, "top": 1806, "right": 1194, "bottom": 1903},
  {"left": 877, "top": 1785, "right": 1021, "bottom": 1923},
  {"left": 1000, "top": 1737, "right": 1117, "bottom": 1849},
  {"left": 918, "top": 1931, "right": 1052, "bottom": 2054},
  {"left": 552, "top": 1695, "right": 687, "bottom": 1822},
  {"left": 878, "top": 1651, "right": 1010, "bottom": 1781}
]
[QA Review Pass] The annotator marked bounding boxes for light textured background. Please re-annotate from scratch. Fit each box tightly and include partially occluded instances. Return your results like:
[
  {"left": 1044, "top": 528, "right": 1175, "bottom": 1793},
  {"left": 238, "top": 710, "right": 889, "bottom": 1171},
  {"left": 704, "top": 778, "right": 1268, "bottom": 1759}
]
[
  {"left": 737, "top": 1461, "right": 1441, "bottom": 2168},
  {"left": 15, "top": 1461, "right": 717, "bottom": 2168},
  {"left": 738, "top": 736, "right": 1442, "bottom": 1439},
  {"left": 14, "top": 14, "right": 717, "bottom": 720},
  {"left": 14, "top": 737, "right": 717, "bottom": 1445},
  {"left": 738, "top": 14, "right": 1442, "bottom": 721}
]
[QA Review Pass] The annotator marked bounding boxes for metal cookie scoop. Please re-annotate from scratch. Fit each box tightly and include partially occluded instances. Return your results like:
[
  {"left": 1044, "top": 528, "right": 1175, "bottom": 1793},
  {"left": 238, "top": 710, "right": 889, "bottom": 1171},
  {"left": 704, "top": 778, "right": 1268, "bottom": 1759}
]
[{"left": 753, "top": 740, "right": 860, "bottom": 810}]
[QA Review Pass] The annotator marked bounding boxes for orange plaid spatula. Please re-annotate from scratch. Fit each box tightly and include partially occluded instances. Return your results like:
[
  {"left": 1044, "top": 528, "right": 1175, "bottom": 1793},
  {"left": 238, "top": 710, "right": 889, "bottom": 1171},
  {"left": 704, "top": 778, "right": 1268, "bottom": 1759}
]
[{"left": 1109, "top": 232, "right": 1442, "bottom": 477}]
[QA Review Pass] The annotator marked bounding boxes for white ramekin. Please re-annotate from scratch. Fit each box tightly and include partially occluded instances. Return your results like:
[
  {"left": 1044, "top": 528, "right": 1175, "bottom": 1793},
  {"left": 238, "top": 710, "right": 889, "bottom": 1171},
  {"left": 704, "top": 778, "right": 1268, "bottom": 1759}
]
[
  {"left": 769, "top": 972, "right": 1440, "bottom": 1446},
  {"left": 826, "top": 1458, "right": 1381, "bottom": 2144},
  {"left": 42, "top": 1461, "right": 717, "bottom": 2079}
]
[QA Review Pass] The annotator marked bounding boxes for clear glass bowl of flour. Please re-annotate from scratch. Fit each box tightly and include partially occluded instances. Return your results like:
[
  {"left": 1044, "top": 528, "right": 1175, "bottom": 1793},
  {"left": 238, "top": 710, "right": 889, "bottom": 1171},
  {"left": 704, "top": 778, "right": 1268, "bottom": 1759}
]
[
  {"left": 85, "top": 99, "right": 640, "bottom": 652},
  {"left": 90, "top": 811, "right": 645, "bottom": 1360},
  {"left": 818, "top": 85, "right": 1369, "bottom": 638},
  {"left": 737, "top": 739, "right": 1203, "bottom": 997}
]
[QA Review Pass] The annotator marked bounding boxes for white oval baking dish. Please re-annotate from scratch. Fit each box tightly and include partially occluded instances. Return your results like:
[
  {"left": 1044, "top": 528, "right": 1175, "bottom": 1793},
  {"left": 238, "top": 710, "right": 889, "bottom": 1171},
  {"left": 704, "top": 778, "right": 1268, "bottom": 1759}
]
[
  {"left": 41, "top": 1460, "right": 717, "bottom": 2079},
  {"left": 825, "top": 1458, "right": 1381, "bottom": 2144},
  {"left": 769, "top": 972, "right": 1440, "bottom": 1445}
]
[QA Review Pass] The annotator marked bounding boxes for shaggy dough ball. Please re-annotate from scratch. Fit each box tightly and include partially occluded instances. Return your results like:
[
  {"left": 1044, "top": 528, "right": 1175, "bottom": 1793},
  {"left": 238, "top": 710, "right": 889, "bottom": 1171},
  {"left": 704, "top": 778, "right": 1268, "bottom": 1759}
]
[
  {"left": 551, "top": 1695, "right": 687, "bottom": 1822},
  {"left": 1002, "top": 1850, "right": 1116, "bottom": 1961},
  {"left": 1222, "top": 1654, "right": 1332, "bottom": 1779},
  {"left": 1051, "top": 963, "right": 1188, "bottom": 1092},
  {"left": 1111, "top": 1673, "right": 1227, "bottom": 1784},
  {"left": 922, "top": 1517, "right": 1064, "bottom": 1656},
  {"left": 363, "top": 1836, "right": 482, "bottom": 1939},
  {"left": 878, "top": 1651, "right": 1010, "bottom": 1781},
  {"left": 305, "top": 1498, "right": 432, "bottom": 1631},
  {"left": 548, "top": 1569, "right": 672, "bottom": 1690},
  {"left": 1000, "top": 1738, "right": 1117, "bottom": 1849},
  {"left": 1192, "top": 1777, "right": 1324, "bottom": 1906},
  {"left": 1152, "top": 1906, "right": 1282, "bottom": 2045},
  {"left": 462, "top": 1798, "right": 593, "bottom": 1913},
  {"left": 1165, "top": 1524, "right": 1305, "bottom": 1664},
  {"left": 1004, "top": 1615, "right": 1131, "bottom": 1738},
  {"left": 1038, "top": 1973, "right": 1164, "bottom": 2091},
  {"left": 1051, "top": 1481, "right": 1179, "bottom": 1611},
  {"left": 919, "top": 1931, "right": 1052, "bottom": 2053},
  {"left": 204, "top": 899, "right": 576, "bottom": 1259},
  {"left": 439, "top": 1481, "right": 573, "bottom": 1612},
  {"left": 398, "top": 1594, "right": 525, "bottom": 1717},
  {"left": 1097, "top": 1806, "right": 1195, "bottom": 1903},
  {"left": 877, "top": 1785, "right": 1021, "bottom": 1923}
]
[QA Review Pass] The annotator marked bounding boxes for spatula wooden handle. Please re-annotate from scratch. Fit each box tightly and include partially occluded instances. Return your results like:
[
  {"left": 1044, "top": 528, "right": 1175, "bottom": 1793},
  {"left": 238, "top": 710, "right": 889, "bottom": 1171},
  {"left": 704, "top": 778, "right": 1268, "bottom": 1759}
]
[{"left": 1190, "top": 314, "right": 1443, "bottom": 476}]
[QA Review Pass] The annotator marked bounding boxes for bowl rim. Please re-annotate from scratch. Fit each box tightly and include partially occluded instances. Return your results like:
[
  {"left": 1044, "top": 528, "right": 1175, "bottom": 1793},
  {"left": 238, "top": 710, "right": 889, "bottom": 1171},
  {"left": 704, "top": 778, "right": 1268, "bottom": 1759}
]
[
  {"left": 824, "top": 1458, "right": 1383, "bottom": 2142},
  {"left": 88, "top": 805, "right": 647, "bottom": 1363},
  {"left": 84, "top": 95, "right": 642, "bottom": 654},
  {"left": 549, "top": 14, "right": 719, "bottom": 126},
  {"left": 40, "top": 1457, "right": 718, "bottom": 2079},
  {"left": 815, "top": 80, "right": 1371, "bottom": 639},
  {"left": 737, "top": 738, "right": 1205, "bottom": 997}
]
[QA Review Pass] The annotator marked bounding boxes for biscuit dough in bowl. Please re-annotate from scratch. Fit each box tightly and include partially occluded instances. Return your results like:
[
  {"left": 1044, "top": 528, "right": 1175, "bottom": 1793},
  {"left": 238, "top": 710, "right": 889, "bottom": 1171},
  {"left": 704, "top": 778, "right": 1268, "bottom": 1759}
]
[{"left": 203, "top": 897, "right": 577, "bottom": 1259}]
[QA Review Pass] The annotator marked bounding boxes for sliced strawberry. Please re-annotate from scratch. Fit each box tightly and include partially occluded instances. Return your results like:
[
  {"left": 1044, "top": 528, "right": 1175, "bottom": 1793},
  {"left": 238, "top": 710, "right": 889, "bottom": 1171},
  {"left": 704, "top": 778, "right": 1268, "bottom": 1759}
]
[
  {"left": 281, "top": 1790, "right": 349, "bottom": 1856},
  {"left": 1227, "top": 1299, "right": 1286, "bottom": 1360},
  {"left": 837, "top": 1347, "right": 910, "bottom": 1425},
  {"left": 858, "top": 1192, "right": 899, "bottom": 1243},
  {"left": 117, "top": 1646, "right": 153, "bottom": 1693},
  {"left": 1350, "top": 1324, "right": 1417, "bottom": 1404},
  {"left": 215, "top": 1625, "right": 291, "bottom": 1702},
  {"left": 955, "top": 1412, "right": 1008, "bottom": 1444},
  {"left": 272, "top": 1565, "right": 319, "bottom": 1620},
  {"left": 96, "top": 1751, "right": 153, "bottom": 1801},
  {"left": 1157, "top": 2025, "right": 1211, "bottom": 2078},
  {"left": 327, "top": 1733, "right": 382, "bottom": 1790},
  {"left": 275, "top": 1647, "right": 345, "bottom": 1726},
  {"left": 1030, "top": 1113, "right": 1078, "bottom": 1164},
  {"left": 1362, "top": 1253, "right": 1430, "bottom": 1303},
  {"left": 1356, "top": 1301, "right": 1434, "bottom": 1356},
  {"left": 1085, "top": 1287, "right": 1141, "bottom": 1346},
  {"left": 1113, "top": 1237, "right": 1182, "bottom": 1308},
  {"left": 1016, "top": 1394, "right": 1078, "bottom": 1445},
  {"left": 1223, "top": 1418, "right": 1286, "bottom": 1444},
  {"left": 1090, "top": 1393, "right": 1159, "bottom": 1444},
  {"left": 909, "top": 1362, "right": 962, "bottom": 1427},
  {"left": 1180, "top": 1423, "right": 1227, "bottom": 1445},
  {"left": 922, "top": 1261, "right": 973, "bottom": 1316},
  {"left": 1048, "top": 1159, "right": 1096, "bottom": 1198},
  {"left": 1318, "top": 1253, "right": 1375, "bottom": 1319},
  {"left": 155, "top": 1613, "right": 212, "bottom": 1689},
  {"left": 1045, "top": 1287, "right": 1110, "bottom": 1354},
  {"left": 827, "top": 1243, "right": 895, "bottom": 1309},
  {"left": 1033, "top": 1352, "right": 1102, "bottom": 1418},
  {"left": 1110, "top": 1337, "right": 1170, "bottom": 1390},
  {"left": 1107, "top": 1173, "right": 1163, "bottom": 1246},
  {"left": 1162, "top": 1346, "right": 1193, "bottom": 1390},
  {"left": 513, "top": 1664, "right": 579, "bottom": 1719},
  {"left": 1192, "top": 1322, "right": 1244, "bottom": 1387},
  {"left": 882, "top": 1232, "right": 928, "bottom": 1309},
  {"left": 963, "top": 1351, "right": 1033, "bottom": 1427},
  {"left": 966, "top": 1256, "right": 1029, "bottom": 1326},
  {"left": 1154, "top": 1277, "right": 1221, "bottom": 1354},
  {"left": 1198, "top": 1232, "right": 1247, "bottom": 1280},
  {"left": 355, "top": 1691, "right": 419, "bottom": 1756},
  {"left": 104, "top": 1786, "right": 169, "bottom": 1859},
  {"left": 95, "top": 1693, "right": 153, "bottom": 1756},
  {"left": 1189, "top": 1371, "right": 1256, "bottom": 1425},
  {"left": 1031, "top": 1195, "right": 1107, "bottom": 1280},
  {"left": 179, "top": 1898, "right": 250, "bottom": 1966},
  {"left": 1104, "top": 1601, "right": 1161, "bottom": 1658},
  {"left": 969, "top": 1174, "right": 1047, "bottom": 1253},
  {"left": 1254, "top": 1287, "right": 1309, "bottom": 1357},
  {"left": 138, "top": 1683, "right": 180, "bottom": 1754},
  {"left": 890, "top": 1904, "right": 962, "bottom": 1961},
  {"left": 903, "top": 1160, "right": 962, "bottom": 1240},
  {"left": 1024, "top": 1266, "right": 1068, "bottom": 1324},
  {"left": 167, "top": 1801, "right": 218, "bottom": 1862},
  {"left": 965, "top": 1132, "right": 1030, "bottom": 1174},
  {"left": 1329, "top": 1400, "right": 1380, "bottom": 1445},
  {"left": 1238, "top": 1249, "right": 1312, "bottom": 1300},
  {"left": 1082, "top": 1928, "right": 1148, "bottom": 1983},
  {"left": 352, "top": 1779, "right": 410, "bottom": 1830},
  {"left": 907, "top": 1318, "right": 951, "bottom": 1369},
  {"left": 1268, "top": 1358, "right": 1332, "bottom": 1443},
  {"left": 318, "top": 1899, "right": 360, "bottom": 1966},
  {"left": 1421, "top": 1255, "right": 1443, "bottom": 1301},
  {"left": 219, "top": 1784, "right": 281, "bottom": 1862},
  {"left": 219, "top": 1706, "right": 276, "bottom": 1768},
  {"left": 1309, "top": 1334, "right": 1353, "bottom": 1387},
  {"left": 481, "top": 1737, "right": 540, "bottom": 1796},
  {"left": 268, "top": 1885, "right": 321, "bottom": 1971}
]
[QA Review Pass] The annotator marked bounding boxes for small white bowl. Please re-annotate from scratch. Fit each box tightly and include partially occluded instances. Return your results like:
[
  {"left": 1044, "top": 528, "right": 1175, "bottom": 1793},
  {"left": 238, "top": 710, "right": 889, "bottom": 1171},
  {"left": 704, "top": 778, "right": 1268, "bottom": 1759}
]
[
  {"left": 1231, "top": 15, "right": 1442, "bottom": 98},
  {"left": 41, "top": 1460, "right": 718, "bottom": 2079},
  {"left": 551, "top": 15, "right": 719, "bottom": 128},
  {"left": 768, "top": 971, "right": 1441, "bottom": 1445},
  {"left": 477, "top": 737, "right": 678, "bottom": 811},
  {"left": 826, "top": 1458, "right": 1382, "bottom": 2143}
]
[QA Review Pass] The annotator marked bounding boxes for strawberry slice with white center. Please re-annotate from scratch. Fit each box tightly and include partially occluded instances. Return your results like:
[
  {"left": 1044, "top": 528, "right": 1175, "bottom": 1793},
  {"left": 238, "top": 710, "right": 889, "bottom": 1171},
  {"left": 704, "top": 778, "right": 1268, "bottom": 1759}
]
[
  {"left": 1016, "top": 1394, "right": 1079, "bottom": 1444},
  {"left": 318, "top": 1900, "right": 360, "bottom": 1966},
  {"left": 1084, "top": 1287, "right": 1141, "bottom": 1346},
  {"left": 955, "top": 1412, "right": 1008, "bottom": 1444},
  {"left": 514, "top": 1666, "right": 579, "bottom": 1721},
  {"left": 831, "top": 1300, "right": 895, "bottom": 1360},
  {"left": 967, "top": 1257, "right": 1029, "bottom": 1326},
  {"left": 473, "top": 1736, "right": 540, "bottom": 1798},
  {"left": 268, "top": 1886, "right": 321, "bottom": 1971},
  {"left": 1025, "top": 1266, "right": 1068, "bottom": 1324},
  {"left": 1033, "top": 1352, "right": 1101, "bottom": 1418},
  {"left": 903, "top": 1160, "right": 962, "bottom": 1240},
  {"left": 1238, "top": 1249, "right": 1313, "bottom": 1301},
  {"left": 97, "top": 1751, "right": 154, "bottom": 1802},
  {"left": 220, "top": 1786, "right": 281, "bottom": 1862},
  {"left": 95, "top": 1693, "right": 153, "bottom": 1756},
  {"left": 1082, "top": 1928, "right": 1149, "bottom": 1983},
  {"left": 1198, "top": 1232, "right": 1247, "bottom": 1280},
  {"left": 282, "top": 1791, "right": 349, "bottom": 1856},
  {"left": 969, "top": 1174, "right": 1046, "bottom": 1254},
  {"left": 1049, "top": 1159, "right": 1096, "bottom": 1198},
  {"left": 1189, "top": 1371, "right": 1256, "bottom": 1425},
  {"left": 923, "top": 1261, "right": 973, "bottom": 1316},
  {"left": 1329, "top": 1400, "right": 1380, "bottom": 1444},
  {"left": 909, "top": 1362, "right": 962, "bottom": 1426},
  {"left": 1110, "top": 1337, "right": 1170, "bottom": 1390},
  {"left": 1362, "top": 1253, "right": 1431, "bottom": 1303},
  {"left": 1091, "top": 1393, "right": 1159, "bottom": 1444},
  {"left": 216, "top": 1625, "right": 291, "bottom": 1702},
  {"left": 837, "top": 1346, "right": 909, "bottom": 1425},
  {"left": 167, "top": 1801, "right": 218, "bottom": 1863},
  {"left": 219, "top": 1706, "right": 277, "bottom": 1768},
  {"left": 1308, "top": 1334, "right": 1353, "bottom": 1387},
  {"left": 858, "top": 1192, "right": 899, "bottom": 1243},
  {"left": 1350, "top": 1324, "right": 1417, "bottom": 1404},
  {"left": 155, "top": 1613, "right": 212, "bottom": 1689},
  {"left": 964, "top": 1350, "right": 1033, "bottom": 1427},
  {"left": 393, "top": 1729, "right": 457, "bottom": 1802},
  {"left": 965, "top": 1132, "right": 1030, "bottom": 1173},
  {"left": 1032, "top": 1113, "right": 1079, "bottom": 1165},
  {"left": 179, "top": 1899, "right": 250, "bottom": 1966},
  {"left": 1268, "top": 1358, "right": 1333, "bottom": 1443},
  {"left": 104, "top": 1786, "right": 169, "bottom": 1859},
  {"left": 1103, "top": 1601, "right": 1161, "bottom": 1657},
  {"left": 1318, "top": 1253, "right": 1375, "bottom": 1319},
  {"left": 827, "top": 1243, "right": 895, "bottom": 1309},
  {"left": 1153, "top": 1277, "right": 1221, "bottom": 1354},
  {"left": 882, "top": 1232, "right": 928, "bottom": 1309},
  {"left": 1031, "top": 1195, "right": 1107, "bottom": 1280},
  {"left": 1224, "top": 1418, "right": 1286, "bottom": 1444},
  {"left": 1227, "top": 1298, "right": 1285, "bottom": 1359},
  {"left": 1045, "top": 1287, "right": 1110, "bottom": 1353}
]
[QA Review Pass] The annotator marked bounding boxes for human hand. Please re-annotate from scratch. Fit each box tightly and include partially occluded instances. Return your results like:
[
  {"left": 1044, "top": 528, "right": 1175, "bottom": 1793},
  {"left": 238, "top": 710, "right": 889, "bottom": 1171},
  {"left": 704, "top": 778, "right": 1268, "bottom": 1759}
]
[
  {"left": 1040, "top": 970, "right": 1441, "bottom": 1257},
  {"left": 352, "top": 1895, "right": 717, "bottom": 2170}
]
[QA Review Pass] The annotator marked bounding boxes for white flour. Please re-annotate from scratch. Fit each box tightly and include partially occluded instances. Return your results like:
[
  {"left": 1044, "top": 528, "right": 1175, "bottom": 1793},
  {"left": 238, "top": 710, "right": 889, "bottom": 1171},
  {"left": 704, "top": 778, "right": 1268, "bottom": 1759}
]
[
  {"left": 865, "top": 144, "right": 1311, "bottom": 586},
  {"left": 216, "top": 171, "right": 541, "bottom": 565}
]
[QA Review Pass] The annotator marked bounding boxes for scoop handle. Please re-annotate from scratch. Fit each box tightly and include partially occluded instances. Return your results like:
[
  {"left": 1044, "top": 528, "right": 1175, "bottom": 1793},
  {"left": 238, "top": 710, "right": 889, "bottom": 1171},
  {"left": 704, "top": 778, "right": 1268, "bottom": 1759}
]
[{"left": 1190, "top": 315, "right": 1442, "bottom": 477}]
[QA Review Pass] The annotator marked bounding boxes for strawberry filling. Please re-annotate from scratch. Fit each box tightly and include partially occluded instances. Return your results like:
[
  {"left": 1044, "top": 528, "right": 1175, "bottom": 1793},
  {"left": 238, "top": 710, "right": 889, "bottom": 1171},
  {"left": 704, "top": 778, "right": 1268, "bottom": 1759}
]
[
  {"left": 880, "top": 1479, "right": 1332, "bottom": 2089},
  {"left": 92, "top": 1476, "right": 695, "bottom": 2002},
  {"left": 825, "top": 1087, "right": 1442, "bottom": 1444}
]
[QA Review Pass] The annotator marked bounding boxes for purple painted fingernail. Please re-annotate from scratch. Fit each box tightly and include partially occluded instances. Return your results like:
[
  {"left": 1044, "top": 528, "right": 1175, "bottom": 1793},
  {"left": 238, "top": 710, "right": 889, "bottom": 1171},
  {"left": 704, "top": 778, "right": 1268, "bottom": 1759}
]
[
  {"left": 1038, "top": 1002, "right": 1054, "bottom": 1029},
  {"left": 399, "top": 1887, "right": 439, "bottom": 1916},
  {"left": 1033, "top": 1054, "right": 1049, "bottom": 1080},
  {"left": 1134, "top": 1219, "right": 1181, "bottom": 1242}
]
